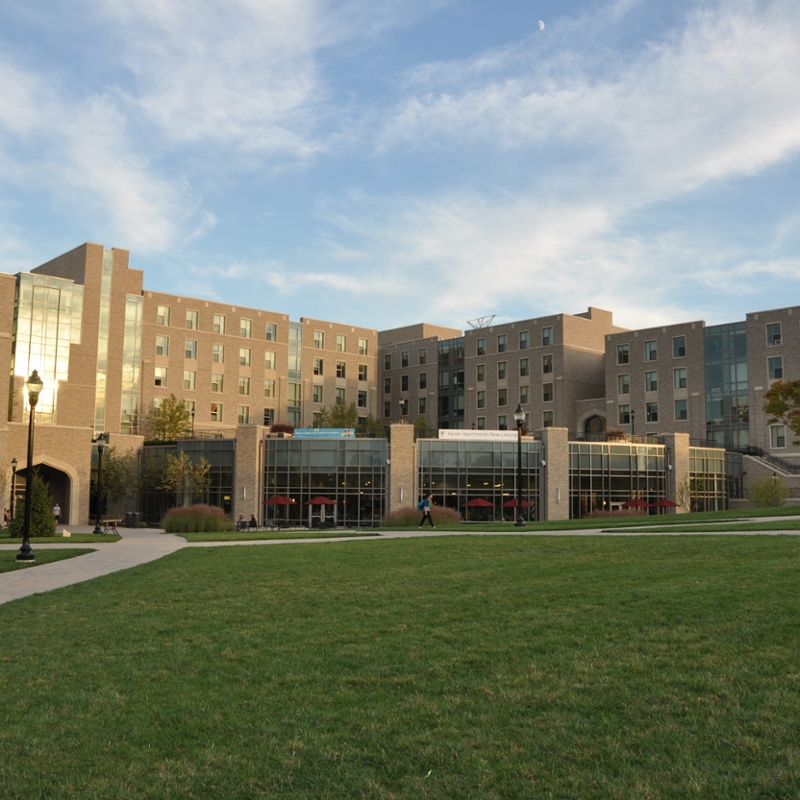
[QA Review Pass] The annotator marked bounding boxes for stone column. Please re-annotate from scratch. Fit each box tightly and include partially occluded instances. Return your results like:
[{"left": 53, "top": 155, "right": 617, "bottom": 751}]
[
  {"left": 661, "top": 432, "right": 690, "bottom": 513},
  {"left": 234, "top": 425, "right": 268, "bottom": 522},
  {"left": 539, "top": 426, "right": 570, "bottom": 521},
  {"left": 388, "top": 423, "right": 416, "bottom": 516}
]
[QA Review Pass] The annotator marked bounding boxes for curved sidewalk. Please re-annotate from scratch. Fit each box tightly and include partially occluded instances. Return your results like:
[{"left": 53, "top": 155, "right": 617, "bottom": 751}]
[{"left": 0, "top": 528, "right": 185, "bottom": 606}]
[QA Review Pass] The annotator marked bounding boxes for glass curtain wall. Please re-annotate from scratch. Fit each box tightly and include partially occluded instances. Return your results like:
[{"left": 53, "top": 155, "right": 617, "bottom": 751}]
[
  {"left": 94, "top": 249, "right": 114, "bottom": 434},
  {"left": 437, "top": 337, "right": 465, "bottom": 429},
  {"left": 418, "top": 439, "right": 542, "bottom": 522},
  {"left": 263, "top": 438, "right": 387, "bottom": 527},
  {"left": 704, "top": 322, "right": 749, "bottom": 448},
  {"left": 569, "top": 442, "right": 666, "bottom": 518},
  {"left": 689, "top": 447, "right": 728, "bottom": 511},
  {"left": 120, "top": 295, "right": 143, "bottom": 434}
]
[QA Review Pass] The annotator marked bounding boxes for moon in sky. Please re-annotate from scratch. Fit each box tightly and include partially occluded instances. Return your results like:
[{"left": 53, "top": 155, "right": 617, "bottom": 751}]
[{"left": 538, "top": 20, "right": 545, "bottom": 30}]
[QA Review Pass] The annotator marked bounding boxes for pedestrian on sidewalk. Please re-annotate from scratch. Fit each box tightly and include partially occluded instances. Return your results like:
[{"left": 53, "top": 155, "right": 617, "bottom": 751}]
[
  {"left": 418, "top": 492, "right": 435, "bottom": 528},
  {"left": 52, "top": 502, "right": 61, "bottom": 526}
]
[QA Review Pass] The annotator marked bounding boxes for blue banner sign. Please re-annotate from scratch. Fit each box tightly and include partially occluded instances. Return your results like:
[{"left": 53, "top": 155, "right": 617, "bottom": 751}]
[{"left": 294, "top": 428, "right": 356, "bottom": 439}]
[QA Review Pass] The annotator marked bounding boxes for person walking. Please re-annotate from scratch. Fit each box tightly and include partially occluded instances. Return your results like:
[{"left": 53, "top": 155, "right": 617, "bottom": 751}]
[
  {"left": 52, "top": 502, "right": 61, "bottom": 526},
  {"left": 418, "top": 492, "right": 435, "bottom": 528}
]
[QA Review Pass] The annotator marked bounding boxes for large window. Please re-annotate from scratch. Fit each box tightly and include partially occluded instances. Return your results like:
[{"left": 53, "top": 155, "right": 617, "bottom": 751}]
[
  {"left": 419, "top": 397, "right": 427, "bottom": 414},
  {"left": 358, "top": 390, "right": 367, "bottom": 408},
  {"left": 265, "top": 323, "right": 277, "bottom": 341},
  {"left": 213, "top": 314, "right": 225, "bottom": 334},
  {"left": 314, "top": 330, "right": 324, "bottom": 349},
  {"left": 264, "top": 379, "right": 275, "bottom": 398},
  {"left": 240, "top": 319, "right": 252, "bottom": 338},
  {"left": 543, "top": 383, "right": 553, "bottom": 402},
  {"left": 239, "top": 347, "right": 251, "bottom": 366},
  {"left": 185, "top": 340, "right": 197, "bottom": 360},
  {"left": 336, "top": 361, "right": 346, "bottom": 378},
  {"left": 263, "top": 408, "right": 274, "bottom": 425},
  {"left": 769, "top": 356, "right": 783, "bottom": 381},
  {"left": 384, "top": 377, "right": 391, "bottom": 394},
  {"left": 419, "top": 373, "right": 427, "bottom": 389},
  {"left": 543, "top": 410, "right": 553, "bottom": 427},
  {"left": 673, "top": 336, "right": 686, "bottom": 357},
  {"left": 238, "top": 405, "right": 250, "bottom": 424},
  {"left": 618, "top": 404, "right": 630, "bottom": 424},
  {"left": 542, "top": 327, "right": 553, "bottom": 346},
  {"left": 419, "top": 347, "right": 427, "bottom": 365},
  {"left": 238, "top": 376, "right": 251, "bottom": 396},
  {"left": 313, "top": 358, "right": 323, "bottom": 376},
  {"left": 771, "top": 424, "right": 786, "bottom": 448},
  {"left": 211, "top": 403, "right": 223, "bottom": 422},
  {"left": 313, "top": 385, "right": 323, "bottom": 403},
  {"left": 184, "top": 370, "right": 196, "bottom": 391},
  {"left": 358, "top": 364, "right": 368, "bottom": 381},
  {"left": 155, "top": 335, "right": 169, "bottom": 357},
  {"left": 477, "top": 391, "right": 486, "bottom": 409},
  {"left": 675, "top": 399, "right": 688, "bottom": 421},
  {"left": 401, "top": 351, "right": 409, "bottom": 367},
  {"left": 384, "top": 354, "right": 391, "bottom": 370},
  {"left": 498, "top": 361, "right": 507, "bottom": 380},
  {"left": 497, "top": 334, "right": 507, "bottom": 353},
  {"left": 336, "top": 388, "right": 346, "bottom": 405},
  {"left": 646, "top": 401, "right": 659, "bottom": 422},
  {"left": 358, "top": 337, "right": 368, "bottom": 355},
  {"left": 336, "top": 334, "right": 346, "bottom": 352},
  {"left": 644, "top": 340, "right": 657, "bottom": 361},
  {"left": 477, "top": 364, "right": 486, "bottom": 382},
  {"left": 212, "top": 343, "right": 224, "bottom": 363},
  {"left": 618, "top": 374, "right": 630, "bottom": 394},
  {"left": 542, "top": 355, "right": 553, "bottom": 374},
  {"left": 645, "top": 371, "right": 658, "bottom": 392},
  {"left": 186, "top": 310, "right": 198, "bottom": 330},
  {"left": 154, "top": 366, "right": 167, "bottom": 387},
  {"left": 401, "top": 375, "right": 409, "bottom": 391},
  {"left": 211, "top": 373, "right": 224, "bottom": 393},
  {"left": 519, "top": 330, "right": 530, "bottom": 349},
  {"left": 520, "top": 385, "right": 529, "bottom": 404},
  {"left": 520, "top": 358, "right": 530, "bottom": 377},
  {"left": 477, "top": 338, "right": 486, "bottom": 356},
  {"left": 674, "top": 368, "right": 687, "bottom": 389},
  {"left": 617, "top": 344, "right": 629, "bottom": 365},
  {"left": 498, "top": 388, "right": 508, "bottom": 406},
  {"left": 265, "top": 351, "right": 276, "bottom": 370},
  {"left": 157, "top": 305, "right": 170, "bottom": 325},
  {"left": 767, "top": 323, "right": 782, "bottom": 346}
]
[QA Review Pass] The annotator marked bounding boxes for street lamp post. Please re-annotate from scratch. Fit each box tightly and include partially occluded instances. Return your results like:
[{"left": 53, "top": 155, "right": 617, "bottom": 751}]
[
  {"left": 630, "top": 408, "right": 636, "bottom": 440},
  {"left": 10, "top": 457, "right": 18, "bottom": 521},
  {"left": 17, "top": 370, "right": 43, "bottom": 563},
  {"left": 93, "top": 434, "right": 107, "bottom": 534},
  {"left": 513, "top": 404, "right": 526, "bottom": 527}
]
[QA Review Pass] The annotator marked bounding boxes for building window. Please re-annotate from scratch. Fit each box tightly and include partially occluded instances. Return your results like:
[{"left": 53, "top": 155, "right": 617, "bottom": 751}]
[
  {"left": 519, "top": 330, "right": 529, "bottom": 350},
  {"left": 185, "top": 340, "right": 197, "bottom": 360},
  {"left": 154, "top": 366, "right": 167, "bottom": 387},
  {"left": 358, "top": 364, "right": 368, "bottom": 381},
  {"left": 498, "top": 361, "right": 507, "bottom": 380},
  {"left": 401, "top": 375, "right": 409, "bottom": 391},
  {"left": 155, "top": 335, "right": 169, "bottom": 357},
  {"left": 240, "top": 319, "right": 252, "bottom": 338},
  {"left": 401, "top": 351, "right": 409, "bottom": 368},
  {"left": 543, "top": 383, "right": 553, "bottom": 402},
  {"left": 673, "top": 336, "right": 686, "bottom": 357},
  {"left": 675, "top": 399, "right": 688, "bottom": 421},
  {"left": 498, "top": 415, "right": 508, "bottom": 430},
  {"left": 314, "top": 330, "right": 324, "bottom": 349},
  {"left": 617, "top": 344, "right": 629, "bottom": 365},
  {"left": 384, "top": 377, "right": 391, "bottom": 394},
  {"left": 312, "top": 385, "right": 323, "bottom": 404},
  {"left": 211, "top": 373, "right": 224, "bottom": 393},
  {"left": 157, "top": 305, "right": 170, "bottom": 326},
  {"left": 211, "top": 403, "right": 222, "bottom": 422},
  {"left": 644, "top": 340, "right": 657, "bottom": 361},
  {"left": 186, "top": 310, "right": 198, "bottom": 330},
  {"left": 312, "top": 412, "right": 323, "bottom": 427},
  {"left": 357, "top": 337, "right": 368, "bottom": 356},
  {"left": 212, "top": 343, "right": 224, "bottom": 363},
  {"left": 384, "top": 354, "right": 391, "bottom": 370},
  {"left": 264, "top": 351, "right": 276, "bottom": 370},
  {"left": 542, "top": 327, "right": 553, "bottom": 346},
  {"left": 477, "top": 364, "right": 486, "bottom": 383},
  {"left": 313, "top": 358, "right": 323, "bottom": 376},
  {"left": 520, "top": 358, "right": 530, "bottom": 377},
  {"left": 265, "top": 322, "right": 277, "bottom": 341},
  {"left": 419, "top": 347, "right": 427, "bottom": 365},
  {"left": 238, "top": 376, "right": 251, "bottom": 396},
  {"left": 520, "top": 385, "right": 529, "bottom": 404},
  {"left": 771, "top": 424, "right": 786, "bottom": 448},
  {"left": 542, "top": 354, "right": 553, "bottom": 374},
  {"left": 674, "top": 368, "right": 687, "bottom": 389},
  {"left": 399, "top": 398, "right": 408, "bottom": 416},
  {"left": 336, "top": 334, "right": 346, "bottom": 352},
  {"left": 264, "top": 379, "right": 275, "bottom": 398},
  {"left": 476, "top": 416, "right": 486, "bottom": 430},
  {"left": 263, "top": 408, "right": 274, "bottom": 426},
  {"left": 358, "top": 390, "right": 367, "bottom": 408},
  {"left": 184, "top": 370, "right": 196, "bottom": 391},
  {"left": 497, "top": 388, "right": 507, "bottom": 406},
  {"left": 213, "top": 314, "right": 226, "bottom": 334},
  {"left": 238, "top": 405, "right": 250, "bottom": 424},
  {"left": 618, "top": 374, "right": 630, "bottom": 394},
  {"left": 477, "top": 338, "right": 486, "bottom": 356},
  {"left": 239, "top": 347, "right": 251, "bottom": 366},
  {"left": 336, "top": 361, "right": 346, "bottom": 379},
  {"left": 383, "top": 401, "right": 391, "bottom": 418},
  {"left": 477, "top": 390, "right": 486, "bottom": 409},
  {"left": 418, "top": 397, "right": 427, "bottom": 414},
  {"left": 769, "top": 356, "right": 784, "bottom": 380},
  {"left": 498, "top": 334, "right": 507, "bottom": 353},
  {"left": 646, "top": 401, "right": 659, "bottom": 422},
  {"left": 618, "top": 404, "right": 631, "bottom": 425},
  {"left": 419, "top": 373, "right": 427, "bottom": 389},
  {"left": 767, "top": 323, "right": 782, "bottom": 346},
  {"left": 543, "top": 410, "right": 553, "bottom": 427},
  {"left": 645, "top": 371, "right": 658, "bottom": 392}
]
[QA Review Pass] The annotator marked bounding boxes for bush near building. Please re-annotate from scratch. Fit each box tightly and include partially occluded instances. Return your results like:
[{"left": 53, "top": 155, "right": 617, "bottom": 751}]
[
  {"left": 162, "top": 504, "right": 234, "bottom": 533},
  {"left": 748, "top": 475, "right": 791, "bottom": 508}
]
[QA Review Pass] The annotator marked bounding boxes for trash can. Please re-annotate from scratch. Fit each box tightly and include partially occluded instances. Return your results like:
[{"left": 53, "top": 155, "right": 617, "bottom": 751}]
[{"left": 125, "top": 511, "right": 140, "bottom": 528}]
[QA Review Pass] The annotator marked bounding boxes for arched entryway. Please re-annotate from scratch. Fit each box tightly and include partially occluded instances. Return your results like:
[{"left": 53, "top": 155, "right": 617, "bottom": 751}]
[
  {"left": 584, "top": 414, "right": 606, "bottom": 440},
  {"left": 11, "top": 457, "right": 80, "bottom": 526}
]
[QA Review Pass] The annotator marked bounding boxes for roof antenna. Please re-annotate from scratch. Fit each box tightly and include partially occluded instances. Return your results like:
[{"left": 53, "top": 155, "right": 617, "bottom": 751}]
[{"left": 466, "top": 315, "right": 495, "bottom": 329}]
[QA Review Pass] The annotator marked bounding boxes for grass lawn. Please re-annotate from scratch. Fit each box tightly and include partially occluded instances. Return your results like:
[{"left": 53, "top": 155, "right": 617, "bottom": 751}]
[
  {"left": 0, "top": 548, "right": 95, "bottom": 574},
  {"left": 0, "top": 531, "right": 119, "bottom": 544},
  {"left": 1, "top": 535, "right": 799, "bottom": 798},
  {"left": 178, "top": 529, "right": 379, "bottom": 543}
]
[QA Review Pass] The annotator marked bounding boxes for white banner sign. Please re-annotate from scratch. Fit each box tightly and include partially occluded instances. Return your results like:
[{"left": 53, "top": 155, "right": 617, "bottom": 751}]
[{"left": 438, "top": 429, "right": 518, "bottom": 441}]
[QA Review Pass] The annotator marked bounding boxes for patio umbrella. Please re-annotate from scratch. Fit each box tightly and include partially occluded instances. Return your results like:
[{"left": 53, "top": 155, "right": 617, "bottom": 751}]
[
  {"left": 264, "top": 496, "right": 292, "bottom": 504},
  {"left": 651, "top": 499, "right": 679, "bottom": 508},
  {"left": 621, "top": 499, "right": 651, "bottom": 508},
  {"left": 305, "top": 496, "right": 337, "bottom": 505},
  {"left": 502, "top": 498, "right": 533, "bottom": 508},
  {"left": 462, "top": 498, "right": 494, "bottom": 507}
]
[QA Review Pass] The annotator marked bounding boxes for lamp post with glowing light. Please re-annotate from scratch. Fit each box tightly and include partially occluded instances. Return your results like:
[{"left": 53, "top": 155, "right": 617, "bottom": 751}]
[
  {"left": 513, "top": 404, "right": 526, "bottom": 527},
  {"left": 17, "top": 370, "right": 43, "bottom": 562},
  {"left": 10, "top": 457, "right": 18, "bottom": 522},
  {"left": 93, "top": 433, "right": 107, "bottom": 534}
]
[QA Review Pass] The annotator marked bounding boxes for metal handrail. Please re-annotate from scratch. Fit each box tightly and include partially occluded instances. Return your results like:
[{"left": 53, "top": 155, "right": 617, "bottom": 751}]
[{"left": 729, "top": 445, "right": 800, "bottom": 475}]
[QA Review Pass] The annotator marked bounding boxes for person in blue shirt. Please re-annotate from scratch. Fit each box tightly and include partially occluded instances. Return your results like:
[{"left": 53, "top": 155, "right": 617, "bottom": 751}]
[{"left": 418, "top": 493, "right": 435, "bottom": 528}]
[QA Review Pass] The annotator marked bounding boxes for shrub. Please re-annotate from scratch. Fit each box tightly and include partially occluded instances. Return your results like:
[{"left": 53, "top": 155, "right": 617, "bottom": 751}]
[
  {"left": 162, "top": 504, "right": 234, "bottom": 533},
  {"left": 7, "top": 471, "right": 56, "bottom": 538},
  {"left": 383, "top": 504, "right": 463, "bottom": 527},
  {"left": 748, "top": 475, "right": 791, "bottom": 508}
]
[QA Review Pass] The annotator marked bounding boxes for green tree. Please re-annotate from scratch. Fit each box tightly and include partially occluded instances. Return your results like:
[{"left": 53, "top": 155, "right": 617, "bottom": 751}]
[
  {"left": 318, "top": 402, "right": 359, "bottom": 428},
  {"left": 357, "top": 414, "right": 387, "bottom": 438},
  {"left": 143, "top": 394, "right": 192, "bottom": 441},
  {"left": 412, "top": 415, "right": 436, "bottom": 439},
  {"left": 8, "top": 471, "right": 56, "bottom": 538},
  {"left": 159, "top": 452, "right": 212, "bottom": 507},
  {"left": 103, "top": 447, "right": 141, "bottom": 508},
  {"left": 748, "top": 474, "right": 791, "bottom": 508},
  {"left": 764, "top": 379, "right": 800, "bottom": 444}
]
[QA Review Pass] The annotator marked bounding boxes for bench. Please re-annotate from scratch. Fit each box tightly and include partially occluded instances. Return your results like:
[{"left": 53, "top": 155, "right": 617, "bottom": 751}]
[{"left": 102, "top": 518, "right": 122, "bottom": 535}]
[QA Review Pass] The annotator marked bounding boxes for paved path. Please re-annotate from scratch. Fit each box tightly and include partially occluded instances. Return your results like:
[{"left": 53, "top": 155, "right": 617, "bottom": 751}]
[{"left": 2, "top": 521, "right": 799, "bottom": 606}]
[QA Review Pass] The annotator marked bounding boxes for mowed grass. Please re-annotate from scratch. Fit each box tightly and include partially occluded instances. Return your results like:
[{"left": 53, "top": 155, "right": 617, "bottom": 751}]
[
  {"left": 179, "top": 529, "right": 379, "bottom": 543},
  {"left": 1, "top": 536, "right": 799, "bottom": 799},
  {"left": 0, "top": 548, "right": 95, "bottom": 574}
]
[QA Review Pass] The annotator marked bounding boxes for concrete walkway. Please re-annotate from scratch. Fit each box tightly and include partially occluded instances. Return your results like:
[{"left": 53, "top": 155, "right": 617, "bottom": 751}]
[{"left": 2, "top": 520, "right": 799, "bottom": 606}]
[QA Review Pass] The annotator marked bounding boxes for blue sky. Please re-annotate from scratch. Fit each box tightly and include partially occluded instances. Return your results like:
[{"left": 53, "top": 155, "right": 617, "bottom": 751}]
[{"left": 2, "top": 0, "right": 799, "bottom": 332}]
